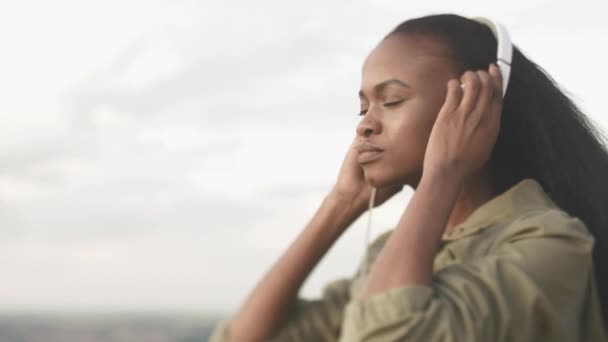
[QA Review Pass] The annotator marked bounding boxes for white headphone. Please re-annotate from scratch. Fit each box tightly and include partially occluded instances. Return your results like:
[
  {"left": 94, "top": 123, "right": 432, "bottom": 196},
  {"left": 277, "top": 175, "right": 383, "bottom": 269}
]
[{"left": 468, "top": 16, "right": 513, "bottom": 96}]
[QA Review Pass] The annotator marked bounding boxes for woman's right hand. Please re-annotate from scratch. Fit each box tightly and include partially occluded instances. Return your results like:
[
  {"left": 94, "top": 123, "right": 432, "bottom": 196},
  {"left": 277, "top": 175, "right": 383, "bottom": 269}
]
[{"left": 329, "top": 136, "right": 404, "bottom": 215}]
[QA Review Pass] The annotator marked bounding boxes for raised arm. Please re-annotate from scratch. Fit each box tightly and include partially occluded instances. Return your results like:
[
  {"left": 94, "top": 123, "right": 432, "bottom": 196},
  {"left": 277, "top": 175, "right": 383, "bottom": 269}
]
[
  {"left": 210, "top": 135, "right": 403, "bottom": 342},
  {"left": 221, "top": 194, "right": 361, "bottom": 341}
]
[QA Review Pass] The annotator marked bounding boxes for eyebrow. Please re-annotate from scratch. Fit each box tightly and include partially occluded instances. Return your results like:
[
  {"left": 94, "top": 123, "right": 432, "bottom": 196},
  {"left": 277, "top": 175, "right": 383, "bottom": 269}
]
[{"left": 359, "top": 78, "right": 411, "bottom": 99}]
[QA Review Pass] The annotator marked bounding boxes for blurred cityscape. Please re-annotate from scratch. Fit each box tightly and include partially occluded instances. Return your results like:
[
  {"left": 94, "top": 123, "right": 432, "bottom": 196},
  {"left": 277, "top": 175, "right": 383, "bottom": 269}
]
[{"left": 0, "top": 314, "right": 223, "bottom": 342}]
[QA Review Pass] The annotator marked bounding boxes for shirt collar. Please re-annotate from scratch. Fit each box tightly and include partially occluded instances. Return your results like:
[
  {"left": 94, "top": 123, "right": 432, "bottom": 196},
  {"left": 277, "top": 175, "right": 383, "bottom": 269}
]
[{"left": 441, "top": 178, "right": 558, "bottom": 241}]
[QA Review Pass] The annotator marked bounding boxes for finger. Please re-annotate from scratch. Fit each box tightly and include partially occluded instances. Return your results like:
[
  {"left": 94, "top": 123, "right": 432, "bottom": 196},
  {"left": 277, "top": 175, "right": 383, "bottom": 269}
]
[
  {"left": 437, "top": 79, "right": 464, "bottom": 119},
  {"left": 489, "top": 63, "right": 504, "bottom": 117},
  {"left": 350, "top": 135, "right": 358, "bottom": 149},
  {"left": 457, "top": 70, "right": 481, "bottom": 115},
  {"left": 470, "top": 69, "right": 494, "bottom": 122},
  {"left": 489, "top": 63, "right": 503, "bottom": 98}
]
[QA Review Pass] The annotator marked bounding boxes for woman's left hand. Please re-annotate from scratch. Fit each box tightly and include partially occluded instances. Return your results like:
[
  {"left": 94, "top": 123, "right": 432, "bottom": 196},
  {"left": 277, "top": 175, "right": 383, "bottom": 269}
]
[{"left": 422, "top": 63, "right": 504, "bottom": 183}]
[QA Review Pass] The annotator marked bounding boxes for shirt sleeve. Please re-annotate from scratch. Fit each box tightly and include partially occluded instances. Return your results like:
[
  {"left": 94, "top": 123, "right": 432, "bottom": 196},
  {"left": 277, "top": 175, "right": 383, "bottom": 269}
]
[
  {"left": 339, "top": 209, "right": 598, "bottom": 342},
  {"left": 208, "top": 276, "right": 352, "bottom": 342}
]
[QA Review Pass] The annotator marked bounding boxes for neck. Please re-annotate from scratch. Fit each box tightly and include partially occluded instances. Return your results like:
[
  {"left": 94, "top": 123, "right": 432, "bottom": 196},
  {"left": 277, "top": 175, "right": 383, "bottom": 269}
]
[{"left": 444, "top": 169, "right": 497, "bottom": 235}]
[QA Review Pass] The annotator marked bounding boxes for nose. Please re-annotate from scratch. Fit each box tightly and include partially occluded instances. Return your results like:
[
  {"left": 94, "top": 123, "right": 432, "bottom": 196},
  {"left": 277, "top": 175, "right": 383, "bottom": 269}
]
[{"left": 356, "top": 112, "right": 381, "bottom": 137}]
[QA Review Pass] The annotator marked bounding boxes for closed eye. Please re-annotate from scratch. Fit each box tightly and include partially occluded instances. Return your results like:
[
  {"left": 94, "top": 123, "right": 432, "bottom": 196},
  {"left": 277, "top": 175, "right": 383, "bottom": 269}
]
[
  {"left": 358, "top": 100, "right": 405, "bottom": 116},
  {"left": 384, "top": 99, "right": 405, "bottom": 107}
]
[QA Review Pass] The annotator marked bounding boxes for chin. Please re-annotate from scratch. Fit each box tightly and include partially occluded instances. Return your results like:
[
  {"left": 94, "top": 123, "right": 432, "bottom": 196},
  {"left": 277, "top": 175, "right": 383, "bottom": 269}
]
[
  {"left": 363, "top": 164, "right": 421, "bottom": 189},
  {"left": 363, "top": 169, "right": 400, "bottom": 189}
]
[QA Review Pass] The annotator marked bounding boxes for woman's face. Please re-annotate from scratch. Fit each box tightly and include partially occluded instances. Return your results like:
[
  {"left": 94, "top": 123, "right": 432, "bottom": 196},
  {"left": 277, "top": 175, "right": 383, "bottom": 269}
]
[{"left": 357, "top": 34, "right": 460, "bottom": 188}]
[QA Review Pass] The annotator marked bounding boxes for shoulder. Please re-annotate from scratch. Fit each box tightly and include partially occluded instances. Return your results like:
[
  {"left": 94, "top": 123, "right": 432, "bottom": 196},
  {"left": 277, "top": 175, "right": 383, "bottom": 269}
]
[
  {"left": 479, "top": 208, "right": 596, "bottom": 292},
  {"left": 494, "top": 207, "right": 594, "bottom": 251}
]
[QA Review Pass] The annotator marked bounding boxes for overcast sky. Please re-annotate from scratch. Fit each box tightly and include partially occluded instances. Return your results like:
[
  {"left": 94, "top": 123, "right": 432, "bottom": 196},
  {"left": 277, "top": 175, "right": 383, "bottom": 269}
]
[{"left": 1, "top": 0, "right": 607, "bottom": 315}]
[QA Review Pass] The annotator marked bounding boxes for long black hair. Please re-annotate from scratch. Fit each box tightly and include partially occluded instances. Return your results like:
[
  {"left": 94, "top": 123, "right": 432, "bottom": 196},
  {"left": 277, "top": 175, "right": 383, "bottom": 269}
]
[{"left": 387, "top": 14, "right": 608, "bottom": 327}]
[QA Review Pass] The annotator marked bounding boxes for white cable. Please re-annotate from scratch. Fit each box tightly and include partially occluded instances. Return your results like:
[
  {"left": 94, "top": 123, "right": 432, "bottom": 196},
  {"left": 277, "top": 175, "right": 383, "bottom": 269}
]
[{"left": 362, "top": 187, "right": 377, "bottom": 278}]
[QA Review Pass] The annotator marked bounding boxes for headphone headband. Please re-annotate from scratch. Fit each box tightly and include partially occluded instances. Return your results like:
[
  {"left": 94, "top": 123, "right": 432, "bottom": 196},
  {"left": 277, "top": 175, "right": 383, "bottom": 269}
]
[{"left": 469, "top": 16, "right": 513, "bottom": 96}]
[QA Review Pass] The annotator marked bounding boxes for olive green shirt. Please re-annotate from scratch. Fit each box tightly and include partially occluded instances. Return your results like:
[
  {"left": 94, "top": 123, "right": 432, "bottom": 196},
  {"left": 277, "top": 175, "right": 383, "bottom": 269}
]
[{"left": 209, "top": 178, "right": 607, "bottom": 341}]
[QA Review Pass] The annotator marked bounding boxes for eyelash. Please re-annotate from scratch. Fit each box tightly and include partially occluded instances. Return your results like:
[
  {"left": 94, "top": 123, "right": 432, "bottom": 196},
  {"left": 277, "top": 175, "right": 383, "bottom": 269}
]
[{"left": 358, "top": 100, "right": 405, "bottom": 116}]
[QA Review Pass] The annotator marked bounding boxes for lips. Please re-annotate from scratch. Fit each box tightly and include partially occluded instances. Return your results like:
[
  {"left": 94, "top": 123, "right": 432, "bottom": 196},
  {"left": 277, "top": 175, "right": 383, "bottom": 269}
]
[
  {"left": 358, "top": 150, "right": 383, "bottom": 163},
  {"left": 355, "top": 142, "right": 384, "bottom": 164},
  {"left": 355, "top": 142, "right": 383, "bottom": 153}
]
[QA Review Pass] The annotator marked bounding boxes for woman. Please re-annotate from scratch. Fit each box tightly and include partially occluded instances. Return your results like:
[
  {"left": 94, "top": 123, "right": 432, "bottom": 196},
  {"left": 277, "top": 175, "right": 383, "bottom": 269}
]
[{"left": 210, "top": 14, "right": 608, "bottom": 341}]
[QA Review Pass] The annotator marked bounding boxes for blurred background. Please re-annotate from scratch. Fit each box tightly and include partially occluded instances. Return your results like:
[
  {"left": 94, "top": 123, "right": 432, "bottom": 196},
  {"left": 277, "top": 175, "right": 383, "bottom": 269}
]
[{"left": 1, "top": 0, "right": 606, "bottom": 340}]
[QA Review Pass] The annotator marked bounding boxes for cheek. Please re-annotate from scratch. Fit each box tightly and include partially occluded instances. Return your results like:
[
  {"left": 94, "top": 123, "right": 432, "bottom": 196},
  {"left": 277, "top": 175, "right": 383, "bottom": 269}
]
[
  {"left": 391, "top": 127, "right": 428, "bottom": 167},
  {"left": 385, "top": 101, "right": 437, "bottom": 163},
  {"left": 389, "top": 101, "right": 437, "bottom": 147}
]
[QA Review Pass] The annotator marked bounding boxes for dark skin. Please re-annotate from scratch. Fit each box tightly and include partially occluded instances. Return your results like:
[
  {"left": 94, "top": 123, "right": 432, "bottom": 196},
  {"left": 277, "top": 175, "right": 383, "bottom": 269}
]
[
  {"left": 226, "top": 34, "right": 503, "bottom": 341},
  {"left": 333, "top": 33, "right": 500, "bottom": 234}
]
